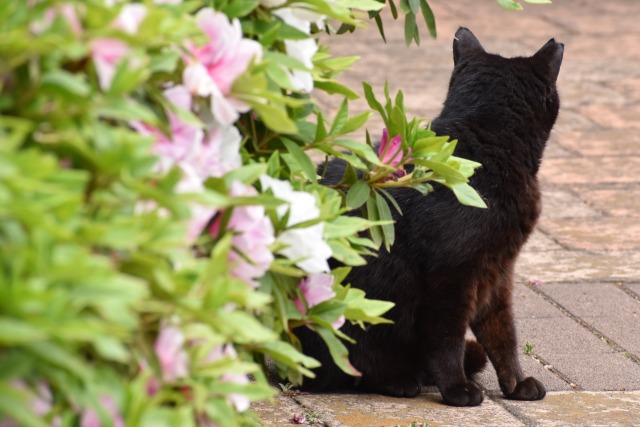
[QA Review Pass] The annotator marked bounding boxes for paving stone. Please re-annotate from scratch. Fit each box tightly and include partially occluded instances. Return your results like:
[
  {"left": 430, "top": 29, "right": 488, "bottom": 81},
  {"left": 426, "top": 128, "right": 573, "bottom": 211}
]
[
  {"left": 539, "top": 217, "right": 640, "bottom": 251},
  {"left": 521, "top": 229, "right": 564, "bottom": 252},
  {"left": 540, "top": 157, "right": 640, "bottom": 185},
  {"left": 557, "top": 129, "right": 640, "bottom": 157},
  {"left": 580, "top": 103, "right": 640, "bottom": 129},
  {"left": 252, "top": 395, "right": 306, "bottom": 426},
  {"left": 551, "top": 109, "right": 599, "bottom": 132},
  {"left": 515, "top": 317, "right": 614, "bottom": 356},
  {"left": 503, "top": 391, "right": 640, "bottom": 427},
  {"left": 559, "top": 81, "right": 627, "bottom": 109},
  {"left": 540, "top": 190, "right": 601, "bottom": 220},
  {"left": 513, "top": 282, "right": 564, "bottom": 319},
  {"left": 540, "top": 283, "right": 640, "bottom": 354},
  {"left": 575, "top": 187, "right": 640, "bottom": 218},
  {"left": 515, "top": 251, "right": 640, "bottom": 283},
  {"left": 295, "top": 392, "right": 525, "bottom": 427},
  {"left": 628, "top": 284, "right": 640, "bottom": 299},
  {"left": 540, "top": 353, "right": 640, "bottom": 391}
]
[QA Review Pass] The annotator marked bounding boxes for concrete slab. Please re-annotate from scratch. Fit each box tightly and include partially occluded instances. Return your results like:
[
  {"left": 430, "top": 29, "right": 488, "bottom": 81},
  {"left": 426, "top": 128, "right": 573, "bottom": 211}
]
[
  {"left": 540, "top": 157, "right": 640, "bottom": 186},
  {"left": 540, "top": 190, "right": 602, "bottom": 220},
  {"left": 576, "top": 187, "right": 640, "bottom": 218},
  {"left": 539, "top": 217, "right": 640, "bottom": 251},
  {"left": 251, "top": 395, "right": 308, "bottom": 426},
  {"left": 558, "top": 129, "right": 640, "bottom": 157},
  {"left": 540, "top": 283, "right": 640, "bottom": 355},
  {"left": 295, "top": 392, "right": 526, "bottom": 427},
  {"left": 521, "top": 229, "right": 565, "bottom": 252},
  {"left": 503, "top": 391, "right": 640, "bottom": 427},
  {"left": 515, "top": 251, "right": 640, "bottom": 283},
  {"left": 536, "top": 353, "right": 640, "bottom": 391}
]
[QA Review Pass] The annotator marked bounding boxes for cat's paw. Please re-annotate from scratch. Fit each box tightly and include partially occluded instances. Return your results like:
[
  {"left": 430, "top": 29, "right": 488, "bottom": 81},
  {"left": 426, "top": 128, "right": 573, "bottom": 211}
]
[
  {"left": 441, "top": 382, "right": 484, "bottom": 406},
  {"left": 505, "top": 377, "right": 546, "bottom": 401}
]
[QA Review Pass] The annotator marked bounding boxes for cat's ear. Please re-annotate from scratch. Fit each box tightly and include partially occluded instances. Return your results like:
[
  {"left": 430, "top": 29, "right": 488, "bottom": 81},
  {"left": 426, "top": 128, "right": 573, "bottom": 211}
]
[
  {"left": 533, "top": 38, "right": 564, "bottom": 82},
  {"left": 453, "top": 27, "right": 485, "bottom": 65}
]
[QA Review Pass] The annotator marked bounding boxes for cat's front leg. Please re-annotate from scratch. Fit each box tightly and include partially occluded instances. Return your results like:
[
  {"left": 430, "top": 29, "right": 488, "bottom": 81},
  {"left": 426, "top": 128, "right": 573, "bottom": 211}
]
[
  {"left": 421, "top": 300, "right": 484, "bottom": 406},
  {"left": 471, "top": 292, "right": 546, "bottom": 401}
]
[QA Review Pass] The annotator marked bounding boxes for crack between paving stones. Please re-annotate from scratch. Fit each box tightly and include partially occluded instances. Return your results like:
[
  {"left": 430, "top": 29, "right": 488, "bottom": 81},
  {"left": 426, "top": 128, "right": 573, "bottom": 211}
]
[
  {"left": 614, "top": 281, "right": 640, "bottom": 302},
  {"left": 528, "top": 353, "right": 582, "bottom": 391},
  {"left": 289, "top": 395, "right": 330, "bottom": 427},
  {"left": 526, "top": 282, "right": 640, "bottom": 368},
  {"left": 480, "top": 387, "right": 536, "bottom": 427}
]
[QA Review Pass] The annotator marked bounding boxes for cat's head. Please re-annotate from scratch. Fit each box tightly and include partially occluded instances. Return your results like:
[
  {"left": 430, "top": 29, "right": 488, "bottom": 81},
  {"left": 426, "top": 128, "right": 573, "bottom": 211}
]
[{"left": 446, "top": 27, "right": 564, "bottom": 133}]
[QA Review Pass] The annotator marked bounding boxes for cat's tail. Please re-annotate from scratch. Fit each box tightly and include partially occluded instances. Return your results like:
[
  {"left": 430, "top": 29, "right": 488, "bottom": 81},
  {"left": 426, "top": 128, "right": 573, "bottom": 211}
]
[{"left": 464, "top": 339, "right": 488, "bottom": 380}]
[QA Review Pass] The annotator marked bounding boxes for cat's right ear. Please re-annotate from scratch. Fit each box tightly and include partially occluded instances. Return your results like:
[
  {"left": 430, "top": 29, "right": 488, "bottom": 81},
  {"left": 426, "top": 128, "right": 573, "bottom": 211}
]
[
  {"left": 453, "top": 27, "right": 485, "bottom": 65},
  {"left": 533, "top": 38, "right": 564, "bottom": 83}
]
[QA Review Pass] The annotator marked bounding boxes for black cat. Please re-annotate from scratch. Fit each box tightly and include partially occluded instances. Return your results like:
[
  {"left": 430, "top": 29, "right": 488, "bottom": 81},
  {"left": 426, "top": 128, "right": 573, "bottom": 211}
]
[{"left": 295, "top": 27, "right": 563, "bottom": 407}]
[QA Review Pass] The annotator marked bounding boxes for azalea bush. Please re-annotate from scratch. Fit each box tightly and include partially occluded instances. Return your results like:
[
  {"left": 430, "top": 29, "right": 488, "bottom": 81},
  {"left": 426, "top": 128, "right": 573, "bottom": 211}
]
[{"left": 0, "top": 0, "right": 540, "bottom": 425}]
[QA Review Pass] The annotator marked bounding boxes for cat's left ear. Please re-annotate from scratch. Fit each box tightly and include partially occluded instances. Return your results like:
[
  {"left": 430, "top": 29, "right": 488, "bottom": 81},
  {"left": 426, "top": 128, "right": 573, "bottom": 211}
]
[
  {"left": 453, "top": 27, "right": 485, "bottom": 65},
  {"left": 533, "top": 39, "right": 564, "bottom": 82}
]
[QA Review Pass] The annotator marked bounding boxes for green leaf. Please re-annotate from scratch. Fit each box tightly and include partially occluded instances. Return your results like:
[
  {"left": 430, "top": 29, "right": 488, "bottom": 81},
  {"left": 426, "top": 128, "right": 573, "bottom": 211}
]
[
  {"left": 420, "top": 159, "right": 469, "bottom": 184},
  {"left": 373, "top": 13, "right": 386, "bottom": 43},
  {"left": 404, "top": 12, "right": 417, "bottom": 46},
  {"left": 408, "top": 0, "right": 420, "bottom": 14},
  {"left": 97, "top": 99, "right": 159, "bottom": 125},
  {"left": 324, "top": 215, "right": 372, "bottom": 239},
  {"left": 374, "top": 191, "right": 395, "bottom": 250},
  {"left": 256, "top": 341, "right": 321, "bottom": 377},
  {"left": 41, "top": 70, "right": 90, "bottom": 97},
  {"left": 496, "top": 0, "right": 524, "bottom": 10},
  {"left": 0, "top": 318, "right": 47, "bottom": 344},
  {"left": 345, "top": 180, "right": 370, "bottom": 210},
  {"left": 222, "top": 163, "right": 268, "bottom": 187},
  {"left": 362, "top": 82, "right": 387, "bottom": 123},
  {"left": 341, "top": 111, "right": 372, "bottom": 136},
  {"left": 250, "top": 102, "right": 297, "bottom": 134},
  {"left": 342, "top": 287, "right": 395, "bottom": 325},
  {"left": 222, "top": 0, "right": 260, "bottom": 18},
  {"left": 314, "top": 81, "right": 359, "bottom": 100},
  {"left": 419, "top": 0, "right": 437, "bottom": 38},
  {"left": 365, "top": 196, "right": 383, "bottom": 248},
  {"left": 329, "top": 99, "right": 349, "bottom": 136},
  {"left": 450, "top": 183, "right": 487, "bottom": 208},
  {"left": 0, "top": 383, "right": 48, "bottom": 427},
  {"left": 282, "top": 138, "right": 317, "bottom": 183},
  {"left": 314, "top": 326, "right": 361, "bottom": 376}
]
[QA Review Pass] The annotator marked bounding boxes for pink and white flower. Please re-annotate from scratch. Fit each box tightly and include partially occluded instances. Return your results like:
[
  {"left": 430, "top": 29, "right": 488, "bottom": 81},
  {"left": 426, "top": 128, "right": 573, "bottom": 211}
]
[
  {"left": 378, "top": 128, "right": 404, "bottom": 166},
  {"left": 259, "top": 176, "right": 332, "bottom": 273},
  {"left": 183, "top": 8, "right": 262, "bottom": 125},
  {"left": 91, "top": 38, "right": 130, "bottom": 91},
  {"left": 0, "top": 381, "right": 61, "bottom": 427},
  {"left": 30, "top": 3, "right": 82, "bottom": 35},
  {"left": 272, "top": 7, "right": 324, "bottom": 93},
  {"left": 113, "top": 3, "right": 147, "bottom": 35},
  {"left": 154, "top": 325, "right": 189, "bottom": 382},
  {"left": 210, "top": 181, "right": 275, "bottom": 288},
  {"left": 294, "top": 274, "right": 344, "bottom": 329},
  {"left": 205, "top": 344, "right": 250, "bottom": 412},
  {"left": 80, "top": 395, "right": 124, "bottom": 427},
  {"left": 132, "top": 85, "right": 243, "bottom": 242}
]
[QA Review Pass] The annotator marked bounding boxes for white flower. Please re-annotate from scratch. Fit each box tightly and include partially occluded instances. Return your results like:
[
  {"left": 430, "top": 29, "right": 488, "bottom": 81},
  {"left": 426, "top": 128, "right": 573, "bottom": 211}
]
[
  {"left": 272, "top": 8, "right": 322, "bottom": 93},
  {"left": 113, "top": 3, "right": 147, "bottom": 35},
  {"left": 260, "top": 176, "right": 332, "bottom": 273}
]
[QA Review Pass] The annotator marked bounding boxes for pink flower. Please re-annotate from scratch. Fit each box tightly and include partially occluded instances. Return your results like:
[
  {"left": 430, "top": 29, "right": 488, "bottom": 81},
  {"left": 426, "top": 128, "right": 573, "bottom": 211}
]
[
  {"left": 91, "top": 38, "right": 129, "bottom": 90},
  {"left": 154, "top": 325, "right": 189, "bottom": 382},
  {"left": 210, "top": 182, "right": 275, "bottom": 287},
  {"left": 294, "top": 274, "right": 344, "bottom": 329},
  {"left": 1, "top": 381, "right": 60, "bottom": 427},
  {"left": 30, "top": 4, "right": 82, "bottom": 35},
  {"left": 80, "top": 395, "right": 124, "bottom": 427},
  {"left": 205, "top": 344, "right": 251, "bottom": 412},
  {"left": 113, "top": 3, "right": 147, "bottom": 35},
  {"left": 378, "top": 128, "right": 404, "bottom": 166},
  {"left": 183, "top": 8, "right": 262, "bottom": 125}
]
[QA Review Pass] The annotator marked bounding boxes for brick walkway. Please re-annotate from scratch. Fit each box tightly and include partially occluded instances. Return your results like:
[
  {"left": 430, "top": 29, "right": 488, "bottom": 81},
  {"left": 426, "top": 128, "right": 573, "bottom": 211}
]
[{"left": 255, "top": 0, "right": 640, "bottom": 425}]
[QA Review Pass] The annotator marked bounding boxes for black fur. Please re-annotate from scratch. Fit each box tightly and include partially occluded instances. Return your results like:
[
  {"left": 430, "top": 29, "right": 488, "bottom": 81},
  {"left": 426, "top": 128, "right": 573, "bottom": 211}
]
[{"left": 295, "top": 28, "right": 563, "bottom": 406}]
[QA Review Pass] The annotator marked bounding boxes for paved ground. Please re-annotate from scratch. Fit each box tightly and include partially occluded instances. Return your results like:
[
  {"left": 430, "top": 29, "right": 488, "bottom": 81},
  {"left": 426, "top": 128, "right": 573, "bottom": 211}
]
[{"left": 254, "top": 0, "right": 640, "bottom": 425}]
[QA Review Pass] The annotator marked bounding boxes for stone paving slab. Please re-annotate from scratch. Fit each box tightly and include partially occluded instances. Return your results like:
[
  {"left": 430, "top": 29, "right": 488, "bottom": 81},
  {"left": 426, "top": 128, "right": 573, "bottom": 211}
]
[
  {"left": 516, "top": 251, "right": 640, "bottom": 283},
  {"left": 539, "top": 217, "right": 640, "bottom": 251},
  {"left": 575, "top": 187, "right": 640, "bottom": 218},
  {"left": 503, "top": 391, "right": 640, "bottom": 427},
  {"left": 252, "top": 395, "right": 305, "bottom": 426},
  {"left": 295, "top": 392, "right": 525, "bottom": 427},
  {"left": 540, "top": 283, "right": 640, "bottom": 354}
]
